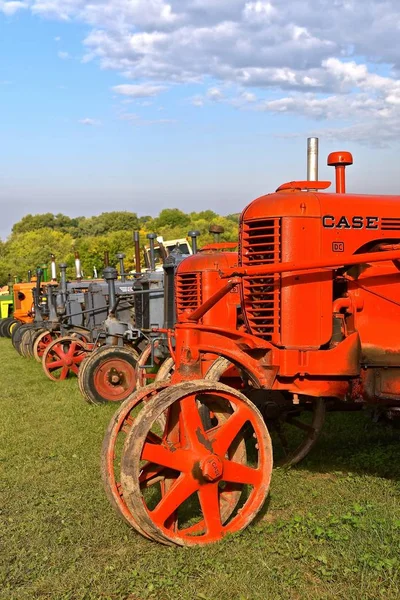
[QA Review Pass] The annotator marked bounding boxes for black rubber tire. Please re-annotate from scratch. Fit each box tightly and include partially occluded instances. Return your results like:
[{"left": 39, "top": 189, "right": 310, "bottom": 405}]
[
  {"left": 11, "top": 322, "right": 24, "bottom": 347},
  {"left": 20, "top": 327, "right": 46, "bottom": 358},
  {"left": 0, "top": 318, "right": 10, "bottom": 337},
  {"left": 78, "top": 345, "right": 139, "bottom": 406},
  {"left": 13, "top": 323, "right": 35, "bottom": 354},
  {"left": 3, "top": 319, "right": 20, "bottom": 339}
]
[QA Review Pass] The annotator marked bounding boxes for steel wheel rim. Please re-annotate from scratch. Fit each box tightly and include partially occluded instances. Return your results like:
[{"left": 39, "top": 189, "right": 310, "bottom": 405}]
[
  {"left": 42, "top": 337, "right": 87, "bottom": 381},
  {"left": 33, "top": 331, "right": 59, "bottom": 362},
  {"left": 93, "top": 357, "right": 137, "bottom": 401},
  {"left": 102, "top": 382, "right": 247, "bottom": 544},
  {"left": 121, "top": 381, "right": 272, "bottom": 546}
]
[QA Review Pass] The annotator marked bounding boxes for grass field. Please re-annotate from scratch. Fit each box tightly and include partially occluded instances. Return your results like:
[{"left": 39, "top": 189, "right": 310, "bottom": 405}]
[{"left": 1, "top": 337, "right": 400, "bottom": 600}]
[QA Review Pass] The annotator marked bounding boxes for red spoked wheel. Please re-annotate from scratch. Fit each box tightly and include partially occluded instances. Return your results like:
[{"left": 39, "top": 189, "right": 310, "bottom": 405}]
[
  {"left": 120, "top": 380, "right": 272, "bottom": 546},
  {"left": 42, "top": 336, "right": 89, "bottom": 381},
  {"left": 33, "top": 330, "right": 61, "bottom": 363},
  {"left": 78, "top": 345, "right": 139, "bottom": 406},
  {"left": 136, "top": 342, "right": 170, "bottom": 389},
  {"left": 102, "top": 382, "right": 247, "bottom": 543}
]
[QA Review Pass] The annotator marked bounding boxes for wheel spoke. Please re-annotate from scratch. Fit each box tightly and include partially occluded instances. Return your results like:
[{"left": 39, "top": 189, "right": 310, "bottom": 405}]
[
  {"left": 276, "top": 426, "right": 289, "bottom": 454},
  {"left": 67, "top": 341, "right": 77, "bottom": 358},
  {"left": 72, "top": 353, "right": 86, "bottom": 364},
  {"left": 47, "top": 359, "right": 64, "bottom": 370},
  {"left": 286, "top": 416, "right": 315, "bottom": 434},
  {"left": 141, "top": 442, "right": 190, "bottom": 472},
  {"left": 150, "top": 474, "right": 199, "bottom": 526},
  {"left": 70, "top": 363, "right": 80, "bottom": 375},
  {"left": 139, "top": 462, "right": 166, "bottom": 487},
  {"left": 222, "top": 459, "right": 262, "bottom": 486},
  {"left": 198, "top": 483, "right": 223, "bottom": 537},
  {"left": 212, "top": 407, "right": 250, "bottom": 455},
  {"left": 60, "top": 366, "right": 69, "bottom": 379},
  {"left": 53, "top": 346, "right": 66, "bottom": 360},
  {"left": 179, "top": 395, "right": 208, "bottom": 450}
]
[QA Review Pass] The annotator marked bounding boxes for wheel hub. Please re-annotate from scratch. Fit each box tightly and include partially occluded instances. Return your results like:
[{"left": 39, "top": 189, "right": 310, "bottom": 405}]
[
  {"left": 108, "top": 368, "right": 123, "bottom": 386},
  {"left": 199, "top": 454, "right": 223, "bottom": 482}
]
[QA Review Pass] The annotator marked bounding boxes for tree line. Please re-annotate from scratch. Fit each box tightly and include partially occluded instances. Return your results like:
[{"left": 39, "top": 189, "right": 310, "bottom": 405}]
[{"left": 0, "top": 209, "right": 239, "bottom": 284}]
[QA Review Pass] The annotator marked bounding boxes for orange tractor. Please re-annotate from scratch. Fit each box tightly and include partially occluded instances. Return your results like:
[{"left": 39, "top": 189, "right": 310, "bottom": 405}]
[{"left": 102, "top": 139, "right": 400, "bottom": 546}]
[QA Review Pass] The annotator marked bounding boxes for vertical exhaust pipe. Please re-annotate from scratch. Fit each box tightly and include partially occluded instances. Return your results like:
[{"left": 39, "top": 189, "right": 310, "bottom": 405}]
[
  {"left": 103, "top": 267, "right": 118, "bottom": 315},
  {"left": 104, "top": 251, "right": 110, "bottom": 268},
  {"left": 147, "top": 233, "right": 157, "bottom": 271},
  {"left": 188, "top": 230, "right": 200, "bottom": 254},
  {"left": 307, "top": 137, "right": 319, "bottom": 182},
  {"left": 74, "top": 251, "right": 82, "bottom": 280},
  {"left": 116, "top": 253, "right": 126, "bottom": 282},
  {"left": 34, "top": 267, "right": 43, "bottom": 311},
  {"left": 133, "top": 231, "right": 141, "bottom": 274},
  {"left": 59, "top": 263, "right": 68, "bottom": 303},
  {"left": 50, "top": 254, "right": 57, "bottom": 281}
]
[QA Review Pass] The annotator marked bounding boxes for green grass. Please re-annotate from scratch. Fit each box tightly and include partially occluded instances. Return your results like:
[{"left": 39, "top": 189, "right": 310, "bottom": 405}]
[{"left": 1, "top": 337, "right": 400, "bottom": 600}]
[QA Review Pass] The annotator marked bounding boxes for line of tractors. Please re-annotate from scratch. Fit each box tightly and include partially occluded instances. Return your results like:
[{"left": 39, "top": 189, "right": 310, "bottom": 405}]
[{"left": 2, "top": 138, "right": 400, "bottom": 546}]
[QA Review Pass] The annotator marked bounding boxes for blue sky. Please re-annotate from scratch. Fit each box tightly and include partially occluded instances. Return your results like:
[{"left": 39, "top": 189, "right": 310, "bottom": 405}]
[{"left": 1, "top": 1, "right": 400, "bottom": 240}]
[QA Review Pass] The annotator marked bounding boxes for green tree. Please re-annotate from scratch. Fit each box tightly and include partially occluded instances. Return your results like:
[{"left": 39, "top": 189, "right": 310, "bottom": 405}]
[
  {"left": 1, "top": 208, "right": 239, "bottom": 285},
  {"left": 1, "top": 229, "right": 75, "bottom": 283},
  {"left": 12, "top": 213, "right": 82, "bottom": 235},
  {"left": 153, "top": 209, "right": 191, "bottom": 230},
  {"left": 77, "top": 212, "right": 139, "bottom": 237}
]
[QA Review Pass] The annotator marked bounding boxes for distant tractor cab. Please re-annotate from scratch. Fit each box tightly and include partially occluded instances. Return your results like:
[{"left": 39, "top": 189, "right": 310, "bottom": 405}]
[{"left": 143, "top": 235, "right": 192, "bottom": 271}]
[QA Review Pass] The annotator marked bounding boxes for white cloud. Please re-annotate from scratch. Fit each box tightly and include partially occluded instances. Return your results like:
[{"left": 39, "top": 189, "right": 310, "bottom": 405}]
[
  {"left": 243, "top": 1, "right": 277, "bottom": 23},
  {"left": 79, "top": 118, "right": 101, "bottom": 126},
  {"left": 57, "top": 51, "right": 70, "bottom": 60},
  {"left": 0, "top": 1, "right": 28, "bottom": 15},
  {"left": 5, "top": 1, "right": 400, "bottom": 144},
  {"left": 112, "top": 83, "right": 167, "bottom": 98},
  {"left": 206, "top": 87, "right": 223, "bottom": 101}
]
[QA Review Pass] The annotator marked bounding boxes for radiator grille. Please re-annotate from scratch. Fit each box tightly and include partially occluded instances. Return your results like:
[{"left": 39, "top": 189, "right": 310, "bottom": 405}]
[
  {"left": 241, "top": 219, "right": 281, "bottom": 342},
  {"left": 176, "top": 273, "right": 202, "bottom": 321}
]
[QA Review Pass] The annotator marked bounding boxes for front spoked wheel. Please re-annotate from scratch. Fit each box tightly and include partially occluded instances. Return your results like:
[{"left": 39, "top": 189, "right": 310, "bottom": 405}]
[{"left": 120, "top": 381, "right": 272, "bottom": 546}]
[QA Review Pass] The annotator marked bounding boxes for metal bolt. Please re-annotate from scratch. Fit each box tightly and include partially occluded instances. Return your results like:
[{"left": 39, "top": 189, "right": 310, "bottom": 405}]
[{"left": 200, "top": 455, "right": 223, "bottom": 482}]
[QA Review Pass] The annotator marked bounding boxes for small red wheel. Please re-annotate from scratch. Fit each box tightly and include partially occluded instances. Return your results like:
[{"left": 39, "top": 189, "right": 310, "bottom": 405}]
[
  {"left": 136, "top": 342, "right": 169, "bottom": 389},
  {"left": 78, "top": 345, "right": 139, "bottom": 405},
  {"left": 42, "top": 336, "right": 88, "bottom": 381},
  {"left": 33, "top": 330, "right": 60, "bottom": 363},
  {"left": 120, "top": 380, "right": 272, "bottom": 546}
]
